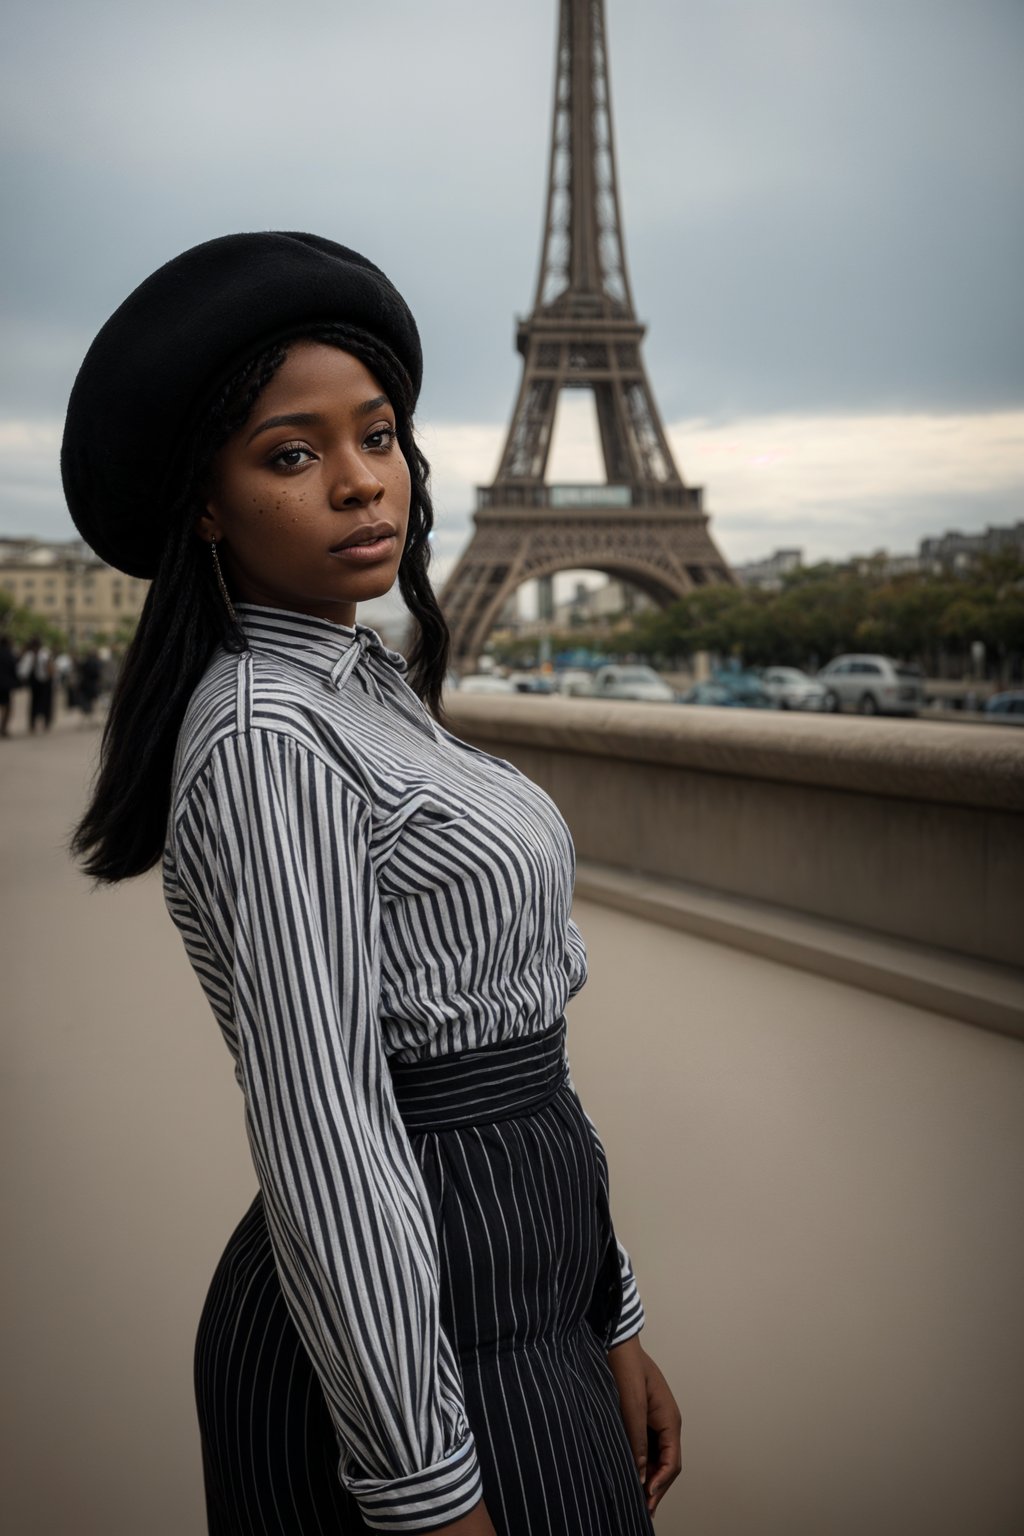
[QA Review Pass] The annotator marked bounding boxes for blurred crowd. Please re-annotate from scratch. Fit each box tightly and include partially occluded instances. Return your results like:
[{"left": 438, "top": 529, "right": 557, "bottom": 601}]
[{"left": 0, "top": 633, "right": 114, "bottom": 738}]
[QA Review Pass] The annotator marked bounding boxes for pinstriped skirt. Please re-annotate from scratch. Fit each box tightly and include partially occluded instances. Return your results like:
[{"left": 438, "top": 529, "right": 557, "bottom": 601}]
[{"left": 195, "top": 1019, "right": 655, "bottom": 1535}]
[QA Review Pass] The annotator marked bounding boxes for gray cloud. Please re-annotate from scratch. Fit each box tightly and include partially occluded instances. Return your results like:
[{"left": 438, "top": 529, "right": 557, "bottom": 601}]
[{"left": 0, "top": 0, "right": 1021, "bottom": 550}]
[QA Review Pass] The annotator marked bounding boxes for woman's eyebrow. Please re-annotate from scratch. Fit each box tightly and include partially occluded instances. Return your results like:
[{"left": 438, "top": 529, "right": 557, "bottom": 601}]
[
  {"left": 246, "top": 411, "right": 322, "bottom": 445},
  {"left": 245, "top": 397, "right": 390, "bottom": 445},
  {"left": 356, "top": 394, "right": 389, "bottom": 416}
]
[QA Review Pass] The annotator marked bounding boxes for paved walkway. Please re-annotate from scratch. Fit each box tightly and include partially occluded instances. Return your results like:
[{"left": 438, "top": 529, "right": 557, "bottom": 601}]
[
  {"left": 4, "top": 720, "right": 1023, "bottom": 1534},
  {"left": 4, "top": 715, "right": 255, "bottom": 1533}
]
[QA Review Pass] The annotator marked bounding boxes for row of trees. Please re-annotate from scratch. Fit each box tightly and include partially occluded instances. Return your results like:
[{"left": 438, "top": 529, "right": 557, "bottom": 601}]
[{"left": 490, "top": 556, "right": 1024, "bottom": 679}]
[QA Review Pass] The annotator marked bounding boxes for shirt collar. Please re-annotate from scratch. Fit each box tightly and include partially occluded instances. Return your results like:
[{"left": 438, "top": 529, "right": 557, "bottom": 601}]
[{"left": 234, "top": 602, "right": 409, "bottom": 695}]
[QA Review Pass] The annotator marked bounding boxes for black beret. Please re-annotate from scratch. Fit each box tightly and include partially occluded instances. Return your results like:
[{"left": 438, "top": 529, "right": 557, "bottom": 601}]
[{"left": 61, "top": 231, "right": 422, "bottom": 578}]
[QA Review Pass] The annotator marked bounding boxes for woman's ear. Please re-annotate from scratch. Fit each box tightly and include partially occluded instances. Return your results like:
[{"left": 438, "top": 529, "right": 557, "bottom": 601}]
[{"left": 194, "top": 507, "right": 218, "bottom": 545}]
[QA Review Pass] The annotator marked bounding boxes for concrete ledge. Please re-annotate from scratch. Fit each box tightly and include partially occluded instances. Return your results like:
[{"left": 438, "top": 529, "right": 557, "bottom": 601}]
[
  {"left": 445, "top": 695, "right": 1024, "bottom": 968},
  {"left": 446, "top": 695, "right": 1024, "bottom": 811},
  {"left": 575, "top": 860, "right": 1024, "bottom": 1041}
]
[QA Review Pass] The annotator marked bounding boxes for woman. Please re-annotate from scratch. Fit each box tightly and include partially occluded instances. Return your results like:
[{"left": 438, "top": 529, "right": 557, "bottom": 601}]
[
  {"left": 18, "top": 636, "right": 55, "bottom": 732},
  {"left": 0, "top": 631, "right": 18, "bottom": 737},
  {"left": 64, "top": 232, "right": 681, "bottom": 1535}
]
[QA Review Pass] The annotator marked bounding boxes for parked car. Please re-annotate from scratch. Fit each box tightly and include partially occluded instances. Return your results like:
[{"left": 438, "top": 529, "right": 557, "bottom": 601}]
[
  {"left": 507, "top": 671, "right": 557, "bottom": 695},
  {"left": 984, "top": 690, "right": 1024, "bottom": 720},
  {"left": 456, "top": 674, "right": 518, "bottom": 695},
  {"left": 589, "top": 665, "right": 677, "bottom": 703},
  {"left": 817, "top": 655, "right": 924, "bottom": 716},
  {"left": 679, "top": 677, "right": 777, "bottom": 709},
  {"left": 555, "top": 668, "right": 597, "bottom": 697},
  {"left": 760, "top": 666, "right": 829, "bottom": 711}
]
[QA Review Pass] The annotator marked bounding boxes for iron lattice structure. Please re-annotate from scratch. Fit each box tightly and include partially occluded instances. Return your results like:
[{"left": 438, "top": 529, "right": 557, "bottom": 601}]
[{"left": 440, "top": 0, "right": 733, "bottom": 668}]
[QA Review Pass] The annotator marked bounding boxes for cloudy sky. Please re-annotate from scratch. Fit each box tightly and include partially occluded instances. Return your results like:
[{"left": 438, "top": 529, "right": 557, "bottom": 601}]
[{"left": 1, "top": 0, "right": 1021, "bottom": 612}]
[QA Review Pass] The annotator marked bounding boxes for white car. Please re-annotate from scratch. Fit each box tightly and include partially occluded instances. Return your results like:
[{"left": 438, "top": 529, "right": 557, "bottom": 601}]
[
  {"left": 817, "top": 655, "right": 924, "bottom": 716},
  {"left": 555, "top": 668, "right": 597, "bottom": 697},
  {"left": 589, "top": 665, "right": 677, "bottom": 703},
  {"left": 760, "top": 667, "right": 829, "bottom": 711},
  {"left": 456, "top": 674, "right": 518, "bottom": 695}
]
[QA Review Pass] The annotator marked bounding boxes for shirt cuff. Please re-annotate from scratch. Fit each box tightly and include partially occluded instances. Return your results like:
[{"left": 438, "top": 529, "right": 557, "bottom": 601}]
[
  {"left": 607, "top": 1258, "right": 646, "bottom": 1347},
  {"left": 344, "top": 1432, "right": 483, "bottom": 1532}
]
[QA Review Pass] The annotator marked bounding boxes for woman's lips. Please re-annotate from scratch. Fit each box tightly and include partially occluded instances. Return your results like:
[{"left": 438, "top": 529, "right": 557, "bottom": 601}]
[{"left": 328, "top": 534, "right": 398, "bottom": 564}]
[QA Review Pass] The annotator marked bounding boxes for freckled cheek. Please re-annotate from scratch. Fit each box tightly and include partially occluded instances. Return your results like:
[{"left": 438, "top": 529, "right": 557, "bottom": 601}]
[
  {"left": 225, "top": 497, "right": 308, "bottom": 571},
  {"left": 238, "top": 490, "right": 296, "bottom": 527}
]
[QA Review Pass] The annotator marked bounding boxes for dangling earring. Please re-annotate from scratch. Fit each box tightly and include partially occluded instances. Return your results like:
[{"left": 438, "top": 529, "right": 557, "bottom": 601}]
[{"left": 210, "top": 535, "right": 238, "bottom": 623}]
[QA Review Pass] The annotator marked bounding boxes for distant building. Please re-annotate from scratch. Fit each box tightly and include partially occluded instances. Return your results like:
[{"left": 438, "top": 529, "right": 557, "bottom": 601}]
[
  {"left": 0, "top": 536, "right": 149, "bottom": 645},
  {"left": 919, "top": 522, "right": 1024, "bottom": 572},
  {"left": 496, "top": 591, "right": 520, "bottom": 628},
  {"left": 732, "top": 548, "right": 803, "bottom": 591},
  {"left": 734, "top": 522, "right": 1024, "bottom": 587},
  {"left": 881, "top": 553, "right": 924, "bottom": 577},
  {"left": 552, "top": 577, "right": 656, "bottom": 628},
  {"left": 849, "top": 549, "right": 923, "bottom": 578},
  {"left": 851, "top": 522, "right": 1024, "bottom": 579}
]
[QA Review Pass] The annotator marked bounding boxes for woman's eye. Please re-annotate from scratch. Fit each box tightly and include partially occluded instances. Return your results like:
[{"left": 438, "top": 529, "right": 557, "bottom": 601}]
[
  {"left": 268, "top": 443, "right": 314, "bottom": 470},
  {"left": 364, "top": 423, "right": 397, "bottom": 452}
]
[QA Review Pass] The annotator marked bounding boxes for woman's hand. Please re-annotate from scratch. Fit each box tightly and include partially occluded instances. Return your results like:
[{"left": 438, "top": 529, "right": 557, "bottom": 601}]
[{"left": 607, "top": 1335, "right": 682, "bottom": 1516}]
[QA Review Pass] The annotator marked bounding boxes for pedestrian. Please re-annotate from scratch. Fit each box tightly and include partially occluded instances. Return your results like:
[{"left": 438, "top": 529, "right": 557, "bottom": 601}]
[
  {"left": 0, "top": 631, "right": 19, "bottom": 737},
  {"left": 64, "top": 232, "right": 681, "bottom": 1536},
  {"left": 54, "top": 647, "right": 74, "bottom": 710},
  {"left": 76, "top": 649, "right": 102, "bottom": 718},
  {"left": 17, "top": 636, "right": 54, "bottom": 732}
]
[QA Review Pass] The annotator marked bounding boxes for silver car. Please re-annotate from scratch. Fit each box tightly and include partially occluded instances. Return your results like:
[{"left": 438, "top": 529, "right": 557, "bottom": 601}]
[
  {"left": 556, "top": 668, "right": 598, "bottom": 698},
  {"left": 817, "top": 654, "right": 924, "bottom": 716},
  {"left": 760, "top": 667, "right": 829, "bottom": 711},
  {"left": 589, "top": 665, "right": 677, "bottom": 703},
  {"left": 456, "top": 674, "right": 518, "bottom": 695},
  {"left": 984, "top": 690, "right": 1024, "bottom": 723}
]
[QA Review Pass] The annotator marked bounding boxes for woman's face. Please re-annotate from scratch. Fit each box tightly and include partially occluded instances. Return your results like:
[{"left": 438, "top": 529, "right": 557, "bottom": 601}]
[{"left": 199, "top": 341, "right": 411, "bottom": 627}]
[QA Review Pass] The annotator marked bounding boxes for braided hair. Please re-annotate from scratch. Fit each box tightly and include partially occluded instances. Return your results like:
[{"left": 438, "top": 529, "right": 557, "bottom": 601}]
[{"left": 71, "top": 326, "right": 451, "bottom": 883}]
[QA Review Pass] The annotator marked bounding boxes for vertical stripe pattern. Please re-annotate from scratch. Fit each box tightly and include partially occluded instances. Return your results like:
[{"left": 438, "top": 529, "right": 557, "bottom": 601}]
[
  {"left": 196, "top": 1023, "right": 654, "bottom": 1535},
  {"left": 164, "top": 603, "right": 645, "bottom": 1528}
]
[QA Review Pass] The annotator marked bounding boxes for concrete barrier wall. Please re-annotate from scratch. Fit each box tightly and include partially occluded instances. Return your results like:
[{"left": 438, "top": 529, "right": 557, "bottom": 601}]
[{"left": 445, "top": 697, "right": 1024, "bottom": 970}]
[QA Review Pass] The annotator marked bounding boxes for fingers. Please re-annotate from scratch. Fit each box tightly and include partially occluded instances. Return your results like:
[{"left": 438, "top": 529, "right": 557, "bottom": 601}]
[
  {"left": 622, "top": 1370, "right": 650, "bottom": 1483},
  {"left": 640, "top": 1353, "right": 683, "bottom": 1515},
  {"left": 645, "top": 1424, "right": 683, "bottom": 1513},
  {"left": 609, "top": 1337, "right": 683, "bottom": 1507}
]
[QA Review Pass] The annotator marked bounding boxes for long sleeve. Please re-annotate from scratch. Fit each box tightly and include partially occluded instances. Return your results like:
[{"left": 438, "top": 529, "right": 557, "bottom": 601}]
[
  {"left": 172, "top": 729, "right": 482, "bottom": 1531},
  {"left": 609, "top": 1239, "right": 646, "bottom": 1346}
]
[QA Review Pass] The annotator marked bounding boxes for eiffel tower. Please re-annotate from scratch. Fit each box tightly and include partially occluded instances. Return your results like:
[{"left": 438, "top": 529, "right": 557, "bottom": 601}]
[{"left": 439, "top": 0, "right": 734, "bottom": 669}]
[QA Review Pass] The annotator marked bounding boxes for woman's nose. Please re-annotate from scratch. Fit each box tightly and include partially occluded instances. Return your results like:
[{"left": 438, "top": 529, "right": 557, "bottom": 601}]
[{"left": 328, "top": 455, "right": 385, "bottom": 509}]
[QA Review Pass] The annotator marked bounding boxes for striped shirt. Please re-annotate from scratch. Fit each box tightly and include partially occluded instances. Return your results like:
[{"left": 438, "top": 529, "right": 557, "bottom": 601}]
[{"left": 162, "top": 602, "right": 645, "bottom": 1529}]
